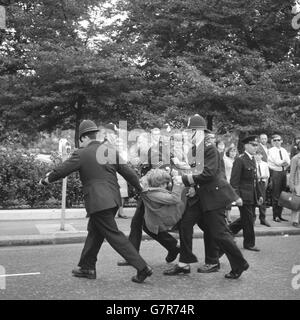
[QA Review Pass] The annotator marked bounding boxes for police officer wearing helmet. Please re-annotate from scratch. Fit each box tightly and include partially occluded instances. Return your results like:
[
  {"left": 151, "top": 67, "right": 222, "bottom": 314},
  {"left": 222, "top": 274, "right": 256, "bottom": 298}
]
[
  {"left": 164, "top": 114, "right": 249, "bottom": 279},
  {"left": 39, "top": 119, "right": 152, "bottom": 283}
]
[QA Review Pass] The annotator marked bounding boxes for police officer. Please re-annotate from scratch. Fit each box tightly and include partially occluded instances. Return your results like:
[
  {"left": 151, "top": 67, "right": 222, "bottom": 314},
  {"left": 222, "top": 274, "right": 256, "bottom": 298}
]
[
  {"left": 229, "top": 135, "right": 263, "bottom": 251},
  {"left": 39, "top": 119, "right": 152, "bottom": 283},
  {"left": 164, "top": 114, "right": 249, "bottom": 279}
]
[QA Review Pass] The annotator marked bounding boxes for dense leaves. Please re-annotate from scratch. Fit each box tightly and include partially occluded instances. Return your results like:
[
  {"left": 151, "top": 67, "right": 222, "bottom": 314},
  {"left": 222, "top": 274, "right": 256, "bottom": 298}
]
[{"left": 0, "top": 0, "right": 299, "bottom": 146}]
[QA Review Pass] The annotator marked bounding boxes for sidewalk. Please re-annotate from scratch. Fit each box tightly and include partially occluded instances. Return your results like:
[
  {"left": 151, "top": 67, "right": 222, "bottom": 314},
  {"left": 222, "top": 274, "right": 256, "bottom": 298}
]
[{"left": 0, "top": 207, "right": 300, "bottom": 247}]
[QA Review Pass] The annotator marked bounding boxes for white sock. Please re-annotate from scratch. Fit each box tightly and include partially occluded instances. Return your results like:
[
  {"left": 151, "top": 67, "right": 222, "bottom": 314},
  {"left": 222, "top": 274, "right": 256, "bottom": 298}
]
[{"left": 178, "top": 262, "right": 189, "bottom": 268}]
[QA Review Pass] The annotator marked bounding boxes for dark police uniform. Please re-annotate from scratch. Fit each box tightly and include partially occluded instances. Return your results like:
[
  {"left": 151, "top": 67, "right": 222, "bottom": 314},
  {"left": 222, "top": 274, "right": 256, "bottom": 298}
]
[
  {"left": 47, "top": 139, "right": 149, "bottom": 273},
  {"left": 181, "top": 142, "right": 247, "bottom": 272},
  {"left": 229, "top": 152, "right": 261, "bottom": 249}
]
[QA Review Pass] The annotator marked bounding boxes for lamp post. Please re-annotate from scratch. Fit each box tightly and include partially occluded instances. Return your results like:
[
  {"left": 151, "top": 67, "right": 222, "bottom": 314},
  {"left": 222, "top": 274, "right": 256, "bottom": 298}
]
[{"left": 59, "top": 138, "right": 71, "bottom": 231}]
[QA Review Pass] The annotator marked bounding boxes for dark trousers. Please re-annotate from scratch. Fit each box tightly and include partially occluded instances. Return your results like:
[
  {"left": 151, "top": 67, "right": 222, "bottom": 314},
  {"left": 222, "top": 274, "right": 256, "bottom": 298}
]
[
  {"left": 178, "top": 200, "right": 219, "bottom": 264},
  {"left": 270, "top": 170, "right": 287, "bottom": 219},
  {"left": 178, "top": 201, "right": 200, "bottom": 264},
  {"left": 229, "top": 205, "right": 256, "bottom": 248},
  {"left": 258, "top": 181, "right": 267, "bottom": 222},
  {"left": 128, "top": 198, "right": 179, "bottom": 254},
  {"left": 202, "top": 209, "right": 248, "bottom": 271},
  {"left": 128, "top": 198, "right": 145, "bottom": 252},
  {"left": 198, "top": 213, "right": 220, "bottom": 265},
  {"left": 78, "top": 207, "right": 147, "bottom": 272},
  {"left": 142, "top": 224, "right": 178, "bottom": 253}
]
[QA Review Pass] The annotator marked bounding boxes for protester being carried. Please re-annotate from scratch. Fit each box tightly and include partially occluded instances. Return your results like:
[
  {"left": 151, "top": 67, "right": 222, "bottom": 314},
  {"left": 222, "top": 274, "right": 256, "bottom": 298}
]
[{"left": 139, "top": 168, "right": 185, "bottom": 263}]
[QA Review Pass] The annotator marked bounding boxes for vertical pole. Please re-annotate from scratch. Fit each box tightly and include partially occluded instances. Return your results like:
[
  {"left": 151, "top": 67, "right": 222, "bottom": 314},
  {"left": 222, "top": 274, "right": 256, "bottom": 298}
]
[
  {"left": 59, "top": 141, "right": 71, "bottom": 231},
  {"left": 60, "top": 176, "right": 67, "bottom": 231}
]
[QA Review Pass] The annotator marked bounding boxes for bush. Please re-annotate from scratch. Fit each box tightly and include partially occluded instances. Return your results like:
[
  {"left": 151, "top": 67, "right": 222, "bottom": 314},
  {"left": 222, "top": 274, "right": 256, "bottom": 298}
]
[
  {"left": 0, "top": 146, "right": 138, "bottom": 209},
  {"left": 0, "top": 146, "right": 84, "bottom": 209}
]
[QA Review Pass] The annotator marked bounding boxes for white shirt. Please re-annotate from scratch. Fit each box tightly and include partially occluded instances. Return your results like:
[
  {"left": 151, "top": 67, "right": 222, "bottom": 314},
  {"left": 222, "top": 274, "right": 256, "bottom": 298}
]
[
  {"left": 256, "top": 160, "right": 270, "bottom": 183},
  {"left": 223, "top": 155, "right": 235, "bottom": 182},
  {"left": 268, "top": 146, "right": 290, "bottom": 171}
]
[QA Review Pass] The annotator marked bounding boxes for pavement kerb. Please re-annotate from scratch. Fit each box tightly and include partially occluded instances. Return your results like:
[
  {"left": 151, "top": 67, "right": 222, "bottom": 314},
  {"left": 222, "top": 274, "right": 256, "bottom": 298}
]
[{"left": 1, "top": 227, "right": 300, "bottom": 247}]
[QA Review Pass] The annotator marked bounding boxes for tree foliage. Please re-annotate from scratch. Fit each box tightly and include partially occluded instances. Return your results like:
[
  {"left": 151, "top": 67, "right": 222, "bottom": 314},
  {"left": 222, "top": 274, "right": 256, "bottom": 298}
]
[{"left": 0, "top": 0, "right": 299, "bottom": 145}]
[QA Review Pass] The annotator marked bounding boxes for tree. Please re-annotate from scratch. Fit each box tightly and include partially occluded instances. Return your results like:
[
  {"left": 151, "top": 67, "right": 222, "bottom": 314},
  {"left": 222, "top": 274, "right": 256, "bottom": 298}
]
[{"left": 104, "top": 0, "right": 299, "bottom": 137}]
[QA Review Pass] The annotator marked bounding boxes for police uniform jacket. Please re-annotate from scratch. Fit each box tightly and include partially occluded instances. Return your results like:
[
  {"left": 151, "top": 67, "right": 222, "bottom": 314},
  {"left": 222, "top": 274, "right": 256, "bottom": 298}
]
[
  {"left": 48, "top": 140, "right": 142, "bottom": 217},
  {"left": 230, "top": 153, "right": 261, "bottom": 205},
  {"left": 182, "top": 142, "right": 239, "bottom": 212}
]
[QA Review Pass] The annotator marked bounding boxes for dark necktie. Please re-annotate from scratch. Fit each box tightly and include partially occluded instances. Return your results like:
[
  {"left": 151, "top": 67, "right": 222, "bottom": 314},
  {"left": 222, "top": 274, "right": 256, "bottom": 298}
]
[{"left": 279, "top": 149, "right": 284, "bottom": 171}]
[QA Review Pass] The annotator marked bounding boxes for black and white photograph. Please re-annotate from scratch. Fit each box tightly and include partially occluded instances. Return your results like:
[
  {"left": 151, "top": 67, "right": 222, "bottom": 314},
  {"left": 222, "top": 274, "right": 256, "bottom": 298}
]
[{"left": 0, "top": 0, "right": 300, "bottom": 304}]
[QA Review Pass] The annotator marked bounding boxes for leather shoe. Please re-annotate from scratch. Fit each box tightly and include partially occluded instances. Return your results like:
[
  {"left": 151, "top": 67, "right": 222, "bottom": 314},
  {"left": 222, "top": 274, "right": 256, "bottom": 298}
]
[
  {"left": 260, "top": 220, "right": 271, "bottom": 227},
  {"left": 244, "top": 246, "right": 260, "bottom": 252},
  {"left": 72, "top": 267, "right": 96, "bottom": 279},
  {"left": 197, "top": 263, "right": 220, "bottom": 273},
  {"left": 279, "top": 217, "right": 288, "bottom": 222},
  {"left": 117, "top": 260, "right": 130, "bottom": 266},
  {"left": 165, "top": 247, "right": 180, "bottom": 263},
  {"left": 163, "top": 264, "right": 191, "bottom": 276},
  {"left": 131, "top": 265, "right": 153, "bottom": 283},
  {"left": 273, "top": 218, "right": 281, "bottom": 222},
  {"left": 225, "top": 262, "right": 249, "bottom": 279}
]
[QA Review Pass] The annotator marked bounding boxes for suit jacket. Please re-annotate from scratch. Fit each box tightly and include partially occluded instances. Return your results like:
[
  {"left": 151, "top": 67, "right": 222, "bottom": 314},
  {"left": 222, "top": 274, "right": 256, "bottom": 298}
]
[
  {"left": 258, "top": 143, "right": 269, "bottom": 162},
  {"left": 48, "top": 140, "right": 142, "bottom": 217},
  {"left": 182, "top": 143, "right": 239, "bottom": 212},
  {"left": 230, "top": 153, "right": 261, "bottom": 205}
]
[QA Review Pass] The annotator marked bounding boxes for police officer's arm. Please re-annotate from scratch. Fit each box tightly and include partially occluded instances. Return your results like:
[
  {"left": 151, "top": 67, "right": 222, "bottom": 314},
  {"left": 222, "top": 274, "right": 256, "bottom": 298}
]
[
  {"left": 229, "top": 157, "right": 242, "bottom": 197},
  {"left": 181, "top": 145, "right": 218, "bottom": 187},
  {"left": 116, "top": 152, "right": 142, "bottom": 192},
  {"left": 46, "top": 151, "right": 81, "bottom": 183}
]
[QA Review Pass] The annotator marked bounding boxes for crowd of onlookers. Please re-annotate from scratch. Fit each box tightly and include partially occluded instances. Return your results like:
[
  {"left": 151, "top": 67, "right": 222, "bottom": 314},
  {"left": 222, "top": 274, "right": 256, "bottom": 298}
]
[{"left": 97, "top": 123, "right": 300, "bottom": 228}]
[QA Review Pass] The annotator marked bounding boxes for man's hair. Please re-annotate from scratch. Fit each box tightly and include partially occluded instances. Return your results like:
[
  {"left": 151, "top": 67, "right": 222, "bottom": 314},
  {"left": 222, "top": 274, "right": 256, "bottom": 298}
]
[
  {"left": 80, "top": 131, "right": 97, "bottom": 142},
  {"left": 147, "top": 169, "right": 171, "bottom": 188},
  {"left": 259, "top": 133, "right": 267, "bottom": 138},
  {"left": 271, "top": 134, "right": 281, "bottom": 141}
]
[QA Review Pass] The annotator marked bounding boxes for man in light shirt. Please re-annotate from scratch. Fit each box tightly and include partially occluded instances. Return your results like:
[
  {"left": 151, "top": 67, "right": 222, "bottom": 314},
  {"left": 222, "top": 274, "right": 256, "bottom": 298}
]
[
  {"left": 268, "top": 135, "right": 290, "bottom": 222},
  {"left": 255, "top": 150, "right": 271, "bottom": 227},
  {"left": 257, "top": 134, "right": 270, "bottom": 224}
]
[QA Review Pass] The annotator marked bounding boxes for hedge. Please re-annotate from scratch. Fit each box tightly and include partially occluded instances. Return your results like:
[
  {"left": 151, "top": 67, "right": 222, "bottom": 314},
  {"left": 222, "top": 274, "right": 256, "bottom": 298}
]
[{"left": 0, "top": 147, "right": 137, "bottom": 209}]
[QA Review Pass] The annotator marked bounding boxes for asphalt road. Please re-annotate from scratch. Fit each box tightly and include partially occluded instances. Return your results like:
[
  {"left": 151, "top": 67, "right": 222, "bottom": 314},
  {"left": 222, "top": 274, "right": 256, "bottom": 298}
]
[{"left": 0, "top": 235, "right": 300, "bottom": 300}]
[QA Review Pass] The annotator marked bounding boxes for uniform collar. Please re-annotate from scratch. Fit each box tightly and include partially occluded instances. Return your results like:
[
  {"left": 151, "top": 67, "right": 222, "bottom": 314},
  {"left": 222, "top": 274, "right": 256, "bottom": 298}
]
[{"left": 245, "top": 151, "right": 254, "bottom": 160}]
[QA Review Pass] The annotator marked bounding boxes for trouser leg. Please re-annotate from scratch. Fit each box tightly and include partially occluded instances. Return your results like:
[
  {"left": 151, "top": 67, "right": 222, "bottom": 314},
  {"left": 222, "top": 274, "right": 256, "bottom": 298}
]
[
  {"left": 240, "top": 205, "right": 256, "bottom": 248},
  {"left": 143, "top": 223, "right": 178, "bottom": 252},
  {"left": 202, "top": 209, "right": 248, "bottom": 271},
  {"left": 178, "top": 201, "right": 201, "bottom": 263},
  {"left": 91, "top": 207, "right": 147, "bottom": 271},
  {"left": 198, "top": 215, "right": 219, "bottom": 265},
  {"left": 78, "top": 218, "right": 104, "bottom": 269},
  {"left": 128, "top": 199, "right": 145, "bottom": 252}
]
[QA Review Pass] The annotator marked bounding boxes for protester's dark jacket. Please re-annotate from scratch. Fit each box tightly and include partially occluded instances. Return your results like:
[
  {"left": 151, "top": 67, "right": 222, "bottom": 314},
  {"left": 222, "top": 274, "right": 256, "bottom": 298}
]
[
  {"left": 230, "top": 153, "right": 261, "bottom": 205},
  {"left": 48, "top": 140, "right": 141, "bottom": 217},
  {"left": 182, "top": 143, "right": 239, "bottom": 212}
]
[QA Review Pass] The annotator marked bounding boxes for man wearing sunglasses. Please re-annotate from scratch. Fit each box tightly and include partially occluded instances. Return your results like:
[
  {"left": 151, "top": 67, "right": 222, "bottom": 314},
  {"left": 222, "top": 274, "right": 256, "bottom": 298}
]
[
  {"left": 268, "top": 135, "right": 290, "bottom": 222},
  {"left": 229, "top": 135, "right": 263, "bottom": 252}
]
